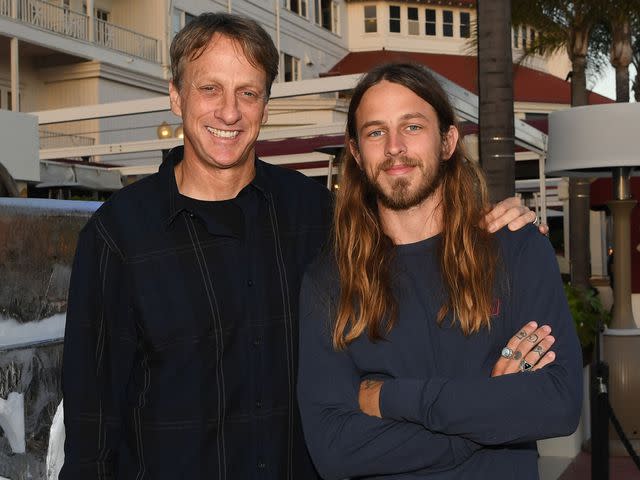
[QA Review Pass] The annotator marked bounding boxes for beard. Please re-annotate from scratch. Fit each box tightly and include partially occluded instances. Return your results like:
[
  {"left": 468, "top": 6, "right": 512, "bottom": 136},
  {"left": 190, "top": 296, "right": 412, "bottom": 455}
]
[{"left": 364, "top": 154, "right": 445, "bottom": 211}]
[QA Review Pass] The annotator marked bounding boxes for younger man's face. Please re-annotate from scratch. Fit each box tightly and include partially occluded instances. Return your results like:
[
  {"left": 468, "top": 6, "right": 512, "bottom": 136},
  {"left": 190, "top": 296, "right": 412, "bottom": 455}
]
[{"left": 350, "top": 80, "right": 457, "bottom": 211}]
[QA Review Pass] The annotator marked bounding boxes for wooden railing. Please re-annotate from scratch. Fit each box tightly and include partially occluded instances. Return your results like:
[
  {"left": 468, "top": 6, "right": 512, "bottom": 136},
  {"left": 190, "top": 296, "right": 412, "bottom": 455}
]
[{"left": 0, "top": 0, "right": 160, "bottom": 63}]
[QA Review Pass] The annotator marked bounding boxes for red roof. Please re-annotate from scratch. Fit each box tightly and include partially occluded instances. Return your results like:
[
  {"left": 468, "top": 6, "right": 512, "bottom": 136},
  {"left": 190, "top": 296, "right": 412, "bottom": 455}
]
[{"left": 326, "top": 51, "right": 612, "bottom": 105}]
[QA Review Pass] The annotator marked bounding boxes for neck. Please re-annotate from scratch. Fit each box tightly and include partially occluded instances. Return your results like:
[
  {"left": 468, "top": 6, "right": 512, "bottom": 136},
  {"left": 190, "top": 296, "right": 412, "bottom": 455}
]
[
  {"left": 174, "top": 154, "right": 256, "bottom": 201},
  {"left": 378, "top": 190, "right": 443, "bottom": 245}
]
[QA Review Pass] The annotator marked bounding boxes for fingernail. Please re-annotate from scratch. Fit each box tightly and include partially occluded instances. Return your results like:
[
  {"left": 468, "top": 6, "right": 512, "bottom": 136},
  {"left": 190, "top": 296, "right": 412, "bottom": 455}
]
[
  {"left": 528, "top": 321, "right": 537, "bottom": 328},
  {"left": 542, "top": 325, "right": 551, "bottom": 333}
]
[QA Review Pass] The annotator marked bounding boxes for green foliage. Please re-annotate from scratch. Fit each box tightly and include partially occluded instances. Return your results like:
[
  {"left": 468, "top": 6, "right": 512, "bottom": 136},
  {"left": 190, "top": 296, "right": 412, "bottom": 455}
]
[{"left": 564, "top": 283, "right": 610, "bottom": 351}]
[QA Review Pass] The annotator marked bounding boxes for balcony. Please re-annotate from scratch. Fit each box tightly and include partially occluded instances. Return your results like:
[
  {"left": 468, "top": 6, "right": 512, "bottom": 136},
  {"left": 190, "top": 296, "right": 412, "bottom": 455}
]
[{"left": 0, "top": 0, "right": 160, "bottom": 63}]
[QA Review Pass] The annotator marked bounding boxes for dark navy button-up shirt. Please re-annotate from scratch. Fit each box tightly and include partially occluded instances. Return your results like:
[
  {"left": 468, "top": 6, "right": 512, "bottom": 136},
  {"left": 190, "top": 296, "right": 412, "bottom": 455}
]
[{"left": 61, "top": 147, "right": 331, "bottom": 479}]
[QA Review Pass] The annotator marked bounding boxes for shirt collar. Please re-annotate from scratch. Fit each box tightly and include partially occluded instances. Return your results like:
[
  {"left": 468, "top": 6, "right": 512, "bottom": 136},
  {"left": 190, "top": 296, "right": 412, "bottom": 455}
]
[{"left": 161, "top": 146, "right": 273, "bottom": 228}]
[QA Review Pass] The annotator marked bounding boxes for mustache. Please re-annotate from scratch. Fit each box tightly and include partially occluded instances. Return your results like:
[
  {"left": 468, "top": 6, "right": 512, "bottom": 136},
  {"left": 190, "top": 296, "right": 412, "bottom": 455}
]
[{"left": 376, "top": 156, "right": 421, "bottom": 174}]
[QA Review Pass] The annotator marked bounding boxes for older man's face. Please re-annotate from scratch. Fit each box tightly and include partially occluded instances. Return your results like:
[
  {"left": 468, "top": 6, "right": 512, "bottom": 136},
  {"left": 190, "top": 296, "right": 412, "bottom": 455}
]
[{"left": 170, "top": 34, "right": 268, "bottom": 174}]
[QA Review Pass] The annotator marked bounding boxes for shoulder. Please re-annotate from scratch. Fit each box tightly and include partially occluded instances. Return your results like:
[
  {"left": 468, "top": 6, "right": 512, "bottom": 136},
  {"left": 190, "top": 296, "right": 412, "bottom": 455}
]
[
  {"left": 494, "top": 224, "right": 559, "bottom": 278},
  {"left": 257, "top": 160, "right": 332, "bottom": 205},
  {"left": 495, "top": 224, "right": 552, "bottom": 258},
  {"left": 86, "top": 173, "right": 166, "bottom": 257}
]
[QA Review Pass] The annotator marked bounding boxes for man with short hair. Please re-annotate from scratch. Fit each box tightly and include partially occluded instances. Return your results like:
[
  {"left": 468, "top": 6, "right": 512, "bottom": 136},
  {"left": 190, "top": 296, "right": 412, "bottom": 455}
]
[
  {"left": 62, "top": 14, "right": 540, "bottom": 480},
  {"left": 297, "top": 63, "right": 582, "bottom": 479}
]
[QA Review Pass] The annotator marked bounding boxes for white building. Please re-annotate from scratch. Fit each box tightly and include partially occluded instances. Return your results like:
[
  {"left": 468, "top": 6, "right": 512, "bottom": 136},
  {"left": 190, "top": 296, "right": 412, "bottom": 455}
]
[{"left": 1, "top": 0, "right": 611, "bottom": 193}]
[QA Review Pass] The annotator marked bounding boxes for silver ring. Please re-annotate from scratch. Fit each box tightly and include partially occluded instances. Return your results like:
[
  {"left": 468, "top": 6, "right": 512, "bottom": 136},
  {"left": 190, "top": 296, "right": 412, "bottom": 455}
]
[
  {"left": 519, "top": 360, "right": 533, "bottom": 372},
  {"left": 501, "top": 347, "right": 514, "bottom": 359},
  {"left": 532, "top": 216, "right": 540, "bottom": 225}
]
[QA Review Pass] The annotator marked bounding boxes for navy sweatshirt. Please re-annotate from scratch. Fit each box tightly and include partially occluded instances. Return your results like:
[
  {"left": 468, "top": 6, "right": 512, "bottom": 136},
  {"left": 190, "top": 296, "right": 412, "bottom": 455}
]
[{"left": 298, "top": 225, "right": 582, "bottom": 479}]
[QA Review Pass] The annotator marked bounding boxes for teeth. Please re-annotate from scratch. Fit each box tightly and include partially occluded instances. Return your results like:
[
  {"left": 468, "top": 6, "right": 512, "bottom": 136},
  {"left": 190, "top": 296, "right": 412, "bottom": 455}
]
[{"left": 206, "top": 127, "right": 239, "bottom": 138}]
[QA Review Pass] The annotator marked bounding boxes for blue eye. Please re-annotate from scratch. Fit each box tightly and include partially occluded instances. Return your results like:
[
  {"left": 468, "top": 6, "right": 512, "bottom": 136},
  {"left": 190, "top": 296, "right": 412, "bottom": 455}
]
[
  {"left": 407, "top": 124, "right": 422, "bottom": 131},
  {"left": 367, "top": 130, "right": 383, "bottom": 137}
]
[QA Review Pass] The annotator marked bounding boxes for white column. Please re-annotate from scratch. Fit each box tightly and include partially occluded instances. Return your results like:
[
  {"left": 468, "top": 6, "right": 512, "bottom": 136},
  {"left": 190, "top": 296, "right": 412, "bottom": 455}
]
[
  {"left": 87, "top": 0, "right": 94, "bottom": 42},
  {"left": 10, "top": 37, "right": 19, "bottom": 112},
  {"left": 275, "top": 0, "right": 281, "bottom": 82}
]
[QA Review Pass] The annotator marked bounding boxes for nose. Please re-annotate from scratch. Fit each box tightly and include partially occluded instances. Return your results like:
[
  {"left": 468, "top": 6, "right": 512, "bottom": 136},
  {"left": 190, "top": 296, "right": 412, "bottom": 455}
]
[
  {"left": 385, "top": 131, "right": 407, "bottom": 157},
  {"left": 215, "top": 91, "right": 242, "bottom": 125}
]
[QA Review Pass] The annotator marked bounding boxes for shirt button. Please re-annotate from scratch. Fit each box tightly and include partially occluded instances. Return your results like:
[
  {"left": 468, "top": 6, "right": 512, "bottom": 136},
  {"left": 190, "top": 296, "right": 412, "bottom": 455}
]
[
  {"left": 256, "top": 400, "right": 263, "bottom": 409},
  {"left": 257, "top": 461, "right": 266, "bottom": 469},
  {"left": 253, "top": 337, "right": 262, "bottom": 347},
  {"left": 247, "top": 279, "right": 254, "bottom": 287}
]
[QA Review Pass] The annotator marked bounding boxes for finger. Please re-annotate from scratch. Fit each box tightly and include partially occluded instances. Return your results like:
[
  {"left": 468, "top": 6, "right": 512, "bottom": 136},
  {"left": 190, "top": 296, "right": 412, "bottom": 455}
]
[
  {"left": 503, "top": 325, "right": 552, "bottom": 374},
  {"left": 484, "top": 198, "right": 525, "bottom": 233},
  {"left": 493, "top": 321, "right": 538, "bottom": 376},
  {"left": 523, "top": 335, "right": 555, "bottom": 370},
  {"left": 538, "top": 222, "right": 549, "bottom": 236},
  {"left": 506, "top": 209, "right": 537, "bottom": 232},
  {"left": 531, "top": 351, "right": 556, "bottom": 371}
]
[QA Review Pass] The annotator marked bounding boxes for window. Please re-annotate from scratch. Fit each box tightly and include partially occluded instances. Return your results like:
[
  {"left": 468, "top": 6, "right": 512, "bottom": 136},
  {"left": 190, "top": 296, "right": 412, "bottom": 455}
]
[
  {"left": 287, "top": 0, "right": 308, "bottom": 18},
  {"left": 283, "top": 54, "right": 301, "bottom": 82},
  {"left": 442, "top": 10, "right": 453, "bottom": 37},
  {"left": 316, "top": 0, "right": 339, "bottom": 33},
  {"left": 389, "top": 5, "right": 400, "bottom": 33},
  {"left": 172, "top": 9, "right": 195, "bottom": 38},
  {"left": 425, "top": 8, "right": 436, "bottom": 36},
  {"left": 530, "top": 28, "right": 536, "bottom": 48},
  {"left": 364, "top": 5, "right": 377, "bottom": 33},
  {"left": 408, "top": 7, "right": 419, "bottom": 35},
  {"left": 460, "top": 11, "right": 470, "bottom": 38}
]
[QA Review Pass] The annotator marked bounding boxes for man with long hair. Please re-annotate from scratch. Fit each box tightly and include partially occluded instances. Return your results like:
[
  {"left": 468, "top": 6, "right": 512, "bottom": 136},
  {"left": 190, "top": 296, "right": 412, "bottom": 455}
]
[{"left": 298, "top": 63, "right": 582, "bottom": 479}]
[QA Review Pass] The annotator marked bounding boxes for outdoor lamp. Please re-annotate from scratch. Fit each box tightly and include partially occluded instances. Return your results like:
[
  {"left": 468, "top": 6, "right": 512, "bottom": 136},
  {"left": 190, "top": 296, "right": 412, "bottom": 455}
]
[
  {"left": 156, "top": 121, "right": 173, "bottom": 140},
  {"left": 547, "top": 102, "right": 640, "bottom": 456}
]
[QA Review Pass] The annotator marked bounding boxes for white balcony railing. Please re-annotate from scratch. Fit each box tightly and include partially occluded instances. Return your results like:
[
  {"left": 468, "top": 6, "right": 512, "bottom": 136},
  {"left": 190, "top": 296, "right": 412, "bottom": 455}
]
[{"left": 0, "top": 0, "right": 160, "bottom": 63}]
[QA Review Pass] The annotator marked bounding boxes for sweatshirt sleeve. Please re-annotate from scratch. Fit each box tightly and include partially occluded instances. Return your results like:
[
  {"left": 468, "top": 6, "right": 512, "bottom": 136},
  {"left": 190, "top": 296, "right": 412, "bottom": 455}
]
[
  {"left": 379, "top": 230, "right": 583, "bottom": 445},
  {"left": 60, "top": 218, "right": 137, "bottom": 479},
  {"left": 297, "top": 271, "right": 480, "bottom": 480}
]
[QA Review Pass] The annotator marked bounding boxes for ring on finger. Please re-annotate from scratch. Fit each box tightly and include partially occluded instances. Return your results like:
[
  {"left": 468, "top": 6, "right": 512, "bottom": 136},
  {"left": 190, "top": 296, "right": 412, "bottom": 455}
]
[
  {"left": 533, "top": 216, "right": 540, "bottom": 225},
  {"left": 519, "top": 359, "right": 533, "bottom": 372},
  {"left": 501, "top": 347, "right": 514, "bottom": 359}
]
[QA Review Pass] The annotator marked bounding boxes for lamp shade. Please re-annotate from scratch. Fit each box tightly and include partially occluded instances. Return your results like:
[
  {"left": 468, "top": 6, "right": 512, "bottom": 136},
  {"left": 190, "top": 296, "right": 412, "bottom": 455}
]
[{"left": 546, "top": 102, "right": 640, "bottom": 177}]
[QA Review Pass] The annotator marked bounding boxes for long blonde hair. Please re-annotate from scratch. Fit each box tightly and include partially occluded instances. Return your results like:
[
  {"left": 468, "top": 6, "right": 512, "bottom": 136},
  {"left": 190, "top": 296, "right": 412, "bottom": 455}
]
[{"left": 332, "top": 63, "right": 498, "bottom": 350}]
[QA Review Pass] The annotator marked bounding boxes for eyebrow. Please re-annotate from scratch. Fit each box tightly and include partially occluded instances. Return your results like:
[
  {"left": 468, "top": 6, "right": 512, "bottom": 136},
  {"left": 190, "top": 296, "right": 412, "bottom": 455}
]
[{"left": 359, "top": 112, "right": 430, "bottom": 132}]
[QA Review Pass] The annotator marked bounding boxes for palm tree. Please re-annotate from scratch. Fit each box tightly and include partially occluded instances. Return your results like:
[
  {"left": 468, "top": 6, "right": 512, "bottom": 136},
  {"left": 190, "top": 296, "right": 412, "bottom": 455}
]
[
  {"left": 592, "top": 0, "right": 640, "bottom": 102},
  {"left": 477, "top": 0, "right": 516, "bottom": 202},
  {"left": 511, "top": 0, "right": 605, "bottom": 288}
]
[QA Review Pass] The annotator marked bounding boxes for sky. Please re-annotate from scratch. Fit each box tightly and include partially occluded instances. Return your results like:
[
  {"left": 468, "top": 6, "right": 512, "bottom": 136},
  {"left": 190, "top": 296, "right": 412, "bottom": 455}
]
[{"left": 590, "top": 63, "right": 637, "bottom": 101}]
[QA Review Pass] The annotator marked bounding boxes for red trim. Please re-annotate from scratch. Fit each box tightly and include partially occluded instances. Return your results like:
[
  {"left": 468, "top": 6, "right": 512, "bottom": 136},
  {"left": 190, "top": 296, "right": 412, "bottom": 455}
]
[{"left": 325, "top": 51, "right": 613, "bottom": 105}]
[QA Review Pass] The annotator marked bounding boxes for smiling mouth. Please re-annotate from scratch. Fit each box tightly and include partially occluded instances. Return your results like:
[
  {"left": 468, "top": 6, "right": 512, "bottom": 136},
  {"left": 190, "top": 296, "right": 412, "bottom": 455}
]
[{"left": 206, "top": 126, "right": 240, "bottom": 139}]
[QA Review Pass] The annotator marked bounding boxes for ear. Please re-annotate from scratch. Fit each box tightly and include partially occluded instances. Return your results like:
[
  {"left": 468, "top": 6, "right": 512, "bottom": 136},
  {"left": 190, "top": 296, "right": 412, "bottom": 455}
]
[
  {"left": 349, "top": 138, "right": 362, "bottom": 168},
  {"left": 441, "top": 125, "right": 459, "bottom": 160},
  {"left": 261, "top": 102, "right": 269, "bottom": 125},
  {"left": 169, "top": 81, "right": 183, "bottom": 117}
]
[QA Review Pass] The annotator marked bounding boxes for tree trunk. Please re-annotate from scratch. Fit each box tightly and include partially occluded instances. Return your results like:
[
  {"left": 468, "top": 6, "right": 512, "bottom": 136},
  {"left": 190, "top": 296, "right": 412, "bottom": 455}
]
[
  {"left": 615, "top": 66, "right": 630, "bottom": 102},
  {"left": 477, "top": 0, "right": 515, "bottom": 203}
]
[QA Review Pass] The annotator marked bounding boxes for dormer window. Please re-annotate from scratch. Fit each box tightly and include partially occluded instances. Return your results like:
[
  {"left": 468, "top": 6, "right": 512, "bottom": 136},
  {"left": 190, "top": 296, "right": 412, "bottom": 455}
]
[
  {"left": 364, "top": 5, "right": 377, "bottom": 33},
  {"left": 442, "top": 10, "right": 453, "bottom": 37},
  {"left": 389, "top": 5, "right": 401, "bottom": 33}
]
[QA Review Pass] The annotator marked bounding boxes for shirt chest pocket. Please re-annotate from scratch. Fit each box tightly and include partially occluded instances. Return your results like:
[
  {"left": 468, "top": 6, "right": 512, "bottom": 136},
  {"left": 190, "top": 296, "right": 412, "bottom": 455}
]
[{"left": 131, "top": 255, "right": 220, "bottom": 352}]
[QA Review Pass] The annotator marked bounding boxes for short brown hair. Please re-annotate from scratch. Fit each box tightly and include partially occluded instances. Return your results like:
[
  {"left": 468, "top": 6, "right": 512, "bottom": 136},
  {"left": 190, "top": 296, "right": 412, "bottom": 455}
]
[{"left": 170, "top": 12, "right": 279, "bottom": 97}]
